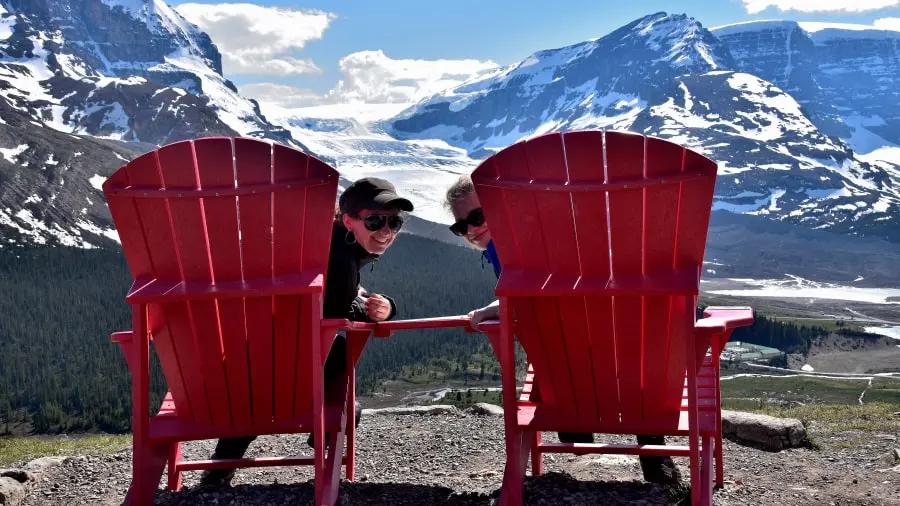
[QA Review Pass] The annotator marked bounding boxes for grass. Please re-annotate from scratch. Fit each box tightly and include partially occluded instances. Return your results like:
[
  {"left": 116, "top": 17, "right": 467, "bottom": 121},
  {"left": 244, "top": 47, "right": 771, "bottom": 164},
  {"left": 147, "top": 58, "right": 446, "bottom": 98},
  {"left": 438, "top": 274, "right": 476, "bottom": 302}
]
[
  {"left": 721, "top": 375, "right": 900, "bottom": 405},
  {"left": 0, "top": 434, "right": 131, "bottom": 467},
  {"left": 758, "top": 402, "right": 900, "bottom": 433},
  {"left": 772, "top": 317, "right": 865, "bottom": 333},
  {"left": 435, "top": 389, "right": 503, "bottom": 408}
]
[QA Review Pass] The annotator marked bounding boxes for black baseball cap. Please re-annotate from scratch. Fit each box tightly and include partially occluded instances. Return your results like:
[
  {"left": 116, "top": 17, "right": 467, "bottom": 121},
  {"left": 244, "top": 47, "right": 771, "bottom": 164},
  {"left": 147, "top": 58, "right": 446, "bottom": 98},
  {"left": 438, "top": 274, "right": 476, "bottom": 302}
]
[{"left": 339, "top": 177, "right": 414, "bottom": 216}]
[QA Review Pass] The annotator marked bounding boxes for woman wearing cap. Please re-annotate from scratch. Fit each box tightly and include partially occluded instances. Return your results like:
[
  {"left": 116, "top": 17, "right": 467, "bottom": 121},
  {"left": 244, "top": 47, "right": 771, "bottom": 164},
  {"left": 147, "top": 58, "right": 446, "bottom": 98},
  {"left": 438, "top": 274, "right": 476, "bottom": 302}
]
[
  {"left": 443, "top": 174, "right": 682, "bottom": 486},
  {"left": 200, "top": 177, "right": 413, "bottom": 488}
]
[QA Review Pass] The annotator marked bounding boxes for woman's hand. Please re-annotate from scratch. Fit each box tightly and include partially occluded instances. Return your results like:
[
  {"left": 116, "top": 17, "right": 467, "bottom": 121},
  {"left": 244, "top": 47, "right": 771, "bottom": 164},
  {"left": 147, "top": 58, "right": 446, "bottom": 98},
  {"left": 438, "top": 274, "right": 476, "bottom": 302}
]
[
  {"left": 468, "top": 303, "right": 500, "bottom": 327},
  {"left": 365, "top": 293, "right": 392, "bottom": 322}
]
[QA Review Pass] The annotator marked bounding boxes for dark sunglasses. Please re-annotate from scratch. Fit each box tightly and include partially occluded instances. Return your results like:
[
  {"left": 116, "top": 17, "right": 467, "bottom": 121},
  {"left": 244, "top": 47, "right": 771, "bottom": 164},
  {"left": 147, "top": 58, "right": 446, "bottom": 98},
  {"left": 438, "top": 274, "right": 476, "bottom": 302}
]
[
  {"left": 362, "top": 214, "right": 405, "bottom": 233},
  {"left": 449, "top": 207, "right": 485, "bottom": 236}
]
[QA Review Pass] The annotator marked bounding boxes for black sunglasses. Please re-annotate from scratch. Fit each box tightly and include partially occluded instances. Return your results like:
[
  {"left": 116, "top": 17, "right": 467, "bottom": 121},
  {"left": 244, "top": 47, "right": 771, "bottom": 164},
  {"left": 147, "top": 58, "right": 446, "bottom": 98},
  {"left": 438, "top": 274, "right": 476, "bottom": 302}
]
[
  {"left": 449, "top": 207, "right": 485, "bottom": 236},
  {"left": 363, "top": 214, "right": 405, "bottom": 233}
]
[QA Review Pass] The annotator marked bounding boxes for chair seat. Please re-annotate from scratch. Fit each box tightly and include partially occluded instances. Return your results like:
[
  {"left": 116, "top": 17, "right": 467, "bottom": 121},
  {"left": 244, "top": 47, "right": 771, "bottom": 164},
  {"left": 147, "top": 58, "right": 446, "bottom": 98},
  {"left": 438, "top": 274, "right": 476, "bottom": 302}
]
[
  {"left": 517, "top": 361, "right": 720, "bottom": 436},
  {"left": 149, "top": 392, "right": 349, "bottom": 443}
]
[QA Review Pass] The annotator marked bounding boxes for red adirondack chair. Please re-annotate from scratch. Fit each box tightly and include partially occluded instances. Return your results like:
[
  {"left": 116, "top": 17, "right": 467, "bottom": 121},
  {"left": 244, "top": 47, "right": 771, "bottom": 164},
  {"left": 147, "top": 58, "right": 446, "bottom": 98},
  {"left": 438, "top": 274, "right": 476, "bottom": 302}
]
[
  {"left": 471, "top": 130, "right": 754, "bottom": 506},
  {"left": 103, "top": 136, "right": 367, "bottom": 506}
]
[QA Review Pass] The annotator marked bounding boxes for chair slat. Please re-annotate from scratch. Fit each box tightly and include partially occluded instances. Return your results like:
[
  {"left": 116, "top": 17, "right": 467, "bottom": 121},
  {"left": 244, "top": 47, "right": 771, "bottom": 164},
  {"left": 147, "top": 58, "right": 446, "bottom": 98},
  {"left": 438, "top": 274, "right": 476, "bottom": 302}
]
[
  {"left": 234, "top": 139, "right": 276, "bottom": 425},
  {"left": 194, "top": 138, "right": 251, "bottom": 427}
]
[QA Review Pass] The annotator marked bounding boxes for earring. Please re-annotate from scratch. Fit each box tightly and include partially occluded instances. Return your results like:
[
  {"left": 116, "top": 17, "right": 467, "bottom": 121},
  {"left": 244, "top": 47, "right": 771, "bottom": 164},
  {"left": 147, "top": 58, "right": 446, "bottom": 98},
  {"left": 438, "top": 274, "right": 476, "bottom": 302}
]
[{"left": 345, "top": 230, "right": 357, "bottom": 245}]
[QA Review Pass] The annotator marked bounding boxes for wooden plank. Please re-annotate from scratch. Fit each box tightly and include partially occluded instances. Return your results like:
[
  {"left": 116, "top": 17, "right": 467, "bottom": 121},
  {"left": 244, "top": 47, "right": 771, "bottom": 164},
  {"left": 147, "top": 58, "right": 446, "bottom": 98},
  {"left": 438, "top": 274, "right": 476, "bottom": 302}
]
[
  {"left": 642, "top": 137, "right": 686, "bottom": 418},
  {"left": 604, "top": 131, "right": 646, "bottom": 423},
  {"left": 235, "top": 138, "right": 276, "bottom": 425},
  {"left": 271, "top": 145, "right": 308, "bottom": 421}
]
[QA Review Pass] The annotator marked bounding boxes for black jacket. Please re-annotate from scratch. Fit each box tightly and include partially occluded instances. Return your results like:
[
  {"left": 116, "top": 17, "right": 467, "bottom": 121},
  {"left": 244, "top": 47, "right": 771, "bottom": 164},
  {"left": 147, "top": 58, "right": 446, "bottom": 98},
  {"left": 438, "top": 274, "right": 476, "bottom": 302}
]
[{"left": 323, "top": 223, "right": 397, "bottom": 322}]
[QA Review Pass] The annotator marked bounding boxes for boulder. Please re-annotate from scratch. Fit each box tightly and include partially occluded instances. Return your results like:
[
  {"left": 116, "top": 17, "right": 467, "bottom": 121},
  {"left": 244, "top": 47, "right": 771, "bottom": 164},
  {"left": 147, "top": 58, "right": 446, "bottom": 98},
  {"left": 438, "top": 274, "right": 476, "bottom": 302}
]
[
  {"left": 0, "top": 456, "right": 66, "bottom": 506},
  {"left": 361, "top": 405, "right": 459, "bottom": 417},
  {"left": 467, "top": 403, "right": 504, "bottom": 417},
  {"left": 721, "top": 410, "right": 808, "bottom": 451}
]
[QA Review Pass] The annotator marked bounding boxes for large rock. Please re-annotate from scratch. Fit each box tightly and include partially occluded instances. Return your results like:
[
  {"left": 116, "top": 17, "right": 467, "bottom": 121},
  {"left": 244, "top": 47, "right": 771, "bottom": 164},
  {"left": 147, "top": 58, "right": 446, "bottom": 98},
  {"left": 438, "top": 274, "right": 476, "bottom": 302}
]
[
  {"left": 467, "top": 403, "right": 504, "bottom": 417},
  {"left": 361, "top": 405, "right": 459, "bottom": 417},
  {"left": 721, "top": 410, "right": 808, "bottom": 451},
  {"left": 0, "top": 457, "right": 66, "bottom": 506},
  {"left": 0, "top": 476, "right": 27, "bottom": 506}
]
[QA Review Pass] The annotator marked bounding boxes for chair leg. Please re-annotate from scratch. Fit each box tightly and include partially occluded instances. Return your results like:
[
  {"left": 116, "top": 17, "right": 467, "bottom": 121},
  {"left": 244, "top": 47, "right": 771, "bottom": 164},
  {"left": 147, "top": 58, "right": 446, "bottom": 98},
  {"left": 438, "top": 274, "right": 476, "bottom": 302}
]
[
  {"left": 167, "top": 442, "right": 183, "bottom": 491},
  {"left": 701, "top": 436, "right": 714, "bottom": 505},
  {"left": 346, "top": 369, "right": 356, "bottom": 481},
  {"left": 318, "top": 429, "right": 345, "bottom": 506},
  {"left": 500, "top": 427, "right": 525, "bottom": 506},
  {"left": 715, "top": 428, "right": 724, "bottom": 488},
  {"left": 123, "top": 438, "right": 168, "bottom": 506},
  {"left": 530, "top": 431, "right": 543, "bottom": 476}
]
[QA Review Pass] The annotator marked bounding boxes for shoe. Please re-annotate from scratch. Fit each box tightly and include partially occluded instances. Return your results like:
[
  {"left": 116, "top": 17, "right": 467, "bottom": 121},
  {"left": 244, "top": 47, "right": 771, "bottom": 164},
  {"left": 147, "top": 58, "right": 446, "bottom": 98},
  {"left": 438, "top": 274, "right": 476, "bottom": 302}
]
[
  {"left": 636, "top": 435, "right": 682, "bottom": 485},
  {"left": 198, "top": 468, "right": 236, "bottom": 488},
  {"left": 639, "top": 455, "right": 682, "bottom": 485}
]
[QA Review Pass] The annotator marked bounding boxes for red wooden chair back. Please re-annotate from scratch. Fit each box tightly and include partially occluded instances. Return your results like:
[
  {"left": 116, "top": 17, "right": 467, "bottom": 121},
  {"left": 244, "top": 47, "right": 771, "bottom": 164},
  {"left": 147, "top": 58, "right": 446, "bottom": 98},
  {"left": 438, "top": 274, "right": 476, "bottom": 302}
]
[
  {"left": 472, "top": 130, "right": 718, "bottom": 425},
  {"left": 104, "top": 137, "right": 338, "bottom": 429}
]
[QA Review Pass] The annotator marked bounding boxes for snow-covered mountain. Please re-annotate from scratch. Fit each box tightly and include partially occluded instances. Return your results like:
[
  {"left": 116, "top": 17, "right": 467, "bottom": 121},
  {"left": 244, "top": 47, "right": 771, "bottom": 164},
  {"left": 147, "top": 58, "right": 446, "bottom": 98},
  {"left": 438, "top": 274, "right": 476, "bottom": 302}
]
[
  {"left": 0, "top": 0, "right": 329, "bottom": 247},
  {"left": 0, "top": 5, "right": 898, "bottom": 277},
  {"left": 0, "top": 0, "right": 301, "bottom": 146},
  {"left": 368, "top": 12, "right": 899, "bottom": 241},
  {"left": 710, "top": 20, "right": 900, "bottom": 177}
]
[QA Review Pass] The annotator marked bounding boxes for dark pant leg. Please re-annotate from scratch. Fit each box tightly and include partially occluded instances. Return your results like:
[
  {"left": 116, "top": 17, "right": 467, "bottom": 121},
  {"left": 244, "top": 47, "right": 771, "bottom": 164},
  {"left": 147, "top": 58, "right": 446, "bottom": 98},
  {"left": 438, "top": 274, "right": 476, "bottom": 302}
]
[
  {"left": 212, "top": 435, "right": 256, "bottom": 459},
  {"left": 557, "top": 432, "right": 594, "bottom": 444},
  {"left": 323, "top": 334, "right": 348, "bottom": 394},
  {"left": 323, "top": 334, "right": 361, "bottom": 426},
  {"left": 636, "top": 434, "right": 682, "bottom": 484}
]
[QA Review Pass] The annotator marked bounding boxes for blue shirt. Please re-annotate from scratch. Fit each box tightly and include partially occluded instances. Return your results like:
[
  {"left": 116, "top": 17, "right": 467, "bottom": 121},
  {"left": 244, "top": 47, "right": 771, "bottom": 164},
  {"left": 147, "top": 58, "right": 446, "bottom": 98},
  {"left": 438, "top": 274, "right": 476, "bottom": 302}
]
[{"left": 483, "top": 240, "right": 502, "bottom": 279}]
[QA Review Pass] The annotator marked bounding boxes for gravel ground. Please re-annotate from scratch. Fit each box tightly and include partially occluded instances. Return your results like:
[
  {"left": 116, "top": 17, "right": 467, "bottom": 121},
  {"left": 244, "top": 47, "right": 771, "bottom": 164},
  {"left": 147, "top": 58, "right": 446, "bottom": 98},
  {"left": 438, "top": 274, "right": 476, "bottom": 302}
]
[{"left": 18, "top": 410, "right": 900, "bottom": 505}]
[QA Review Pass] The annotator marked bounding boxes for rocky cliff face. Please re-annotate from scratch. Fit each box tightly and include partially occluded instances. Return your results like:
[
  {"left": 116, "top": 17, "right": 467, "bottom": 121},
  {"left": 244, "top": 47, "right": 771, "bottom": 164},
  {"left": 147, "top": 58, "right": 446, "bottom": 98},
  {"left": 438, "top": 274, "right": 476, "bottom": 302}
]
[
  {"left": 711, "top": 21, "right": 900, "bottom": 149},
  {"left": 0, "top": 0, "right": 301, "bottom": 147}
]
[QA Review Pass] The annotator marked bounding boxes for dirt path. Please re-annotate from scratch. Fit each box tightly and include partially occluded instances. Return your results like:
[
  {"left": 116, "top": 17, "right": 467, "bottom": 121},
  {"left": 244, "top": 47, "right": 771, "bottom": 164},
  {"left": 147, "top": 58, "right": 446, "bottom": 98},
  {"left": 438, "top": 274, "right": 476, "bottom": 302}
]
[{"left": 17, "top": 411, "right": 900, "bottom": 505}]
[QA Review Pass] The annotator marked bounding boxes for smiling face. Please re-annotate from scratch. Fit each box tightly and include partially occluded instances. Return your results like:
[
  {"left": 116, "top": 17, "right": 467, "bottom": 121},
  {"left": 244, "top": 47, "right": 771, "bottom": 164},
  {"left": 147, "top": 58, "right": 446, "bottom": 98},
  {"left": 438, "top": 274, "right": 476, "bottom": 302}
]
[
  {"left": 450, "top": 190, "right": 491, "bottom": 250},
  {"left": 342, "top": 208, "right": 401, "bottom": 255}
]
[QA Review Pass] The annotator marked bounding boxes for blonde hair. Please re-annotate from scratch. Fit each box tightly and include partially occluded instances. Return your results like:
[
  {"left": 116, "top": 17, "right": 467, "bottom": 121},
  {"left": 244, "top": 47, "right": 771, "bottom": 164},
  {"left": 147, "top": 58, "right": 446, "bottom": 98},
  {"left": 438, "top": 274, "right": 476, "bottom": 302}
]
[{"left": 444, "top": 174, "right": 475, "bottom": 210}]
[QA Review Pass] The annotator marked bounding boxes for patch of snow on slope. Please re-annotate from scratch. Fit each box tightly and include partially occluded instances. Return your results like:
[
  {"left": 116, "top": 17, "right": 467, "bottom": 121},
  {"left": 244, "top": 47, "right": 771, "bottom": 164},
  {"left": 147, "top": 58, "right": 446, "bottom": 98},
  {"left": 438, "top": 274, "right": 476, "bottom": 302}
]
[
  {"left": 709, "top": 20, "right": 799, "bottom": 37},
  {"left": 89, "top": 175, "right": 107, "bottom": 191},
  {"left": 153, "top": 50, "right": 258, "bottom": 135},
  {"left": 863, "top": 326, "right": 900, "bottom": 340},
  {"left": 101, "top": 0, "right": 147, "bottom": 20},
  {"left": 0, "top": 4, "right": 14, "bottom": 39},
  {"left": 707, "top": 275, "right": 900, "bottom": 304},
  {"left": 0, "top": 144, "right": 28, "bottom": 163},
  {"left": 726, "top": 73, "right": 821, "bottom": 142}
]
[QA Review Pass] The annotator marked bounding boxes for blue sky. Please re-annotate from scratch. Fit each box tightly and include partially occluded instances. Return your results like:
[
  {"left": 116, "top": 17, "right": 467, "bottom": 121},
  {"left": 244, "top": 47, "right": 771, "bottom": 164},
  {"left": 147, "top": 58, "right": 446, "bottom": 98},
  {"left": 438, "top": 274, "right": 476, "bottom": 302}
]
[{"left": 170, "top": 0, "right": 900, "bottom": 110}]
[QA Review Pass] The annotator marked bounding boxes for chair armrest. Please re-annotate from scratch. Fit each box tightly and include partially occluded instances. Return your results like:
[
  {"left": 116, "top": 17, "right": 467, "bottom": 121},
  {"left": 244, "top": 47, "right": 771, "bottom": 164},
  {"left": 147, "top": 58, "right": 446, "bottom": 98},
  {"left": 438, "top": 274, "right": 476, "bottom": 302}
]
[
  {"left": 472, "top": 319, "right": 500, "bottom": 333},
  {"left": 696, "top": 306, "right": 754, "bottom": 335},
  {"left": 111, "top": 331, "right": 132, "bottom": 343},
  {"left": 372, "top": 316, "right": 472, "bottom": 337}
]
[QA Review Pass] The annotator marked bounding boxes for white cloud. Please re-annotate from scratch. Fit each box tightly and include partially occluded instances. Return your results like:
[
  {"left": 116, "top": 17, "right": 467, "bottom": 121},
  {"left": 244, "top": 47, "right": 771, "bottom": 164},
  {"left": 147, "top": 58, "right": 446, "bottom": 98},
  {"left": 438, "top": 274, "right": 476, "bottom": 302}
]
[
  {"left": 241, "top": 50, "right": 499, "bottom": 110},
  {"left": 874, "top": 16, "right": 900, "bottom": 29},
  {"left": 324, "top": 50, "right": 499, "bottom": 104},
  {"left": 743, "top": 0, "right": 900, "bottom": 13},
  {"left": 238, "top": 83, "right": 323, "bottom": 108},
  {"left": 174, "top": 3, "right": 334, "bottom": 76}
]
